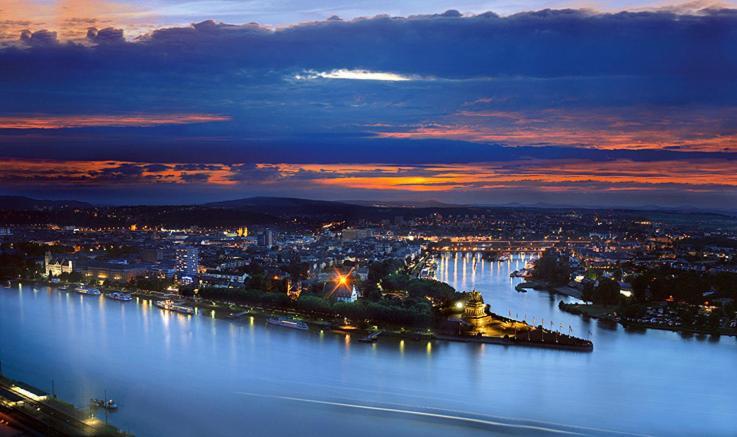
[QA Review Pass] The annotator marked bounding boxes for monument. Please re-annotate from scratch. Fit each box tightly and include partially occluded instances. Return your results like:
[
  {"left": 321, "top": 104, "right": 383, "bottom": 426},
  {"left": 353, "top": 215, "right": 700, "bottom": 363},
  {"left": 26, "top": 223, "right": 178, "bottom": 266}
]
[{"left": 462, "top": 290, "right": 494, "bottom": 333}]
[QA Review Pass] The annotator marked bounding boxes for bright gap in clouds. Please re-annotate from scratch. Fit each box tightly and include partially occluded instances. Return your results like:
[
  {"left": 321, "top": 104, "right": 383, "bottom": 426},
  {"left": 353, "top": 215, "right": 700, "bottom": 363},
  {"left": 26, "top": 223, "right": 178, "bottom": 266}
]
[{"left": 295, "top": 69, "right": 417, "bottom": 81}]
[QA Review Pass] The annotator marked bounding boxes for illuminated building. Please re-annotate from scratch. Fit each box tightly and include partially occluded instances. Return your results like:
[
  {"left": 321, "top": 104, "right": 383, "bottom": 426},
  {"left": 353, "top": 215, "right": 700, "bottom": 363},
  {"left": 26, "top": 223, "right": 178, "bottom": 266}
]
[
  {"left": 79, "top": 260, "right": 148, "bottom": 282},
  {"left": 176, "top": 246, "right": 200, "bottom": 277},
  {"left": 324, "top": 271, "right": 359, "bottom": 302},
  {"left": 44, "top": 251, "right": 73, "bottom": 277}
]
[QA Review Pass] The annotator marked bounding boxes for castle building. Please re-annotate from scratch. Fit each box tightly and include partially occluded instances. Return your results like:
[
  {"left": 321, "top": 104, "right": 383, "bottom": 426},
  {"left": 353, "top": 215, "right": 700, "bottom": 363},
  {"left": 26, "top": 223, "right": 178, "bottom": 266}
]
[{"left": 44, "top": 252, "right": 73, "bottom": 277}]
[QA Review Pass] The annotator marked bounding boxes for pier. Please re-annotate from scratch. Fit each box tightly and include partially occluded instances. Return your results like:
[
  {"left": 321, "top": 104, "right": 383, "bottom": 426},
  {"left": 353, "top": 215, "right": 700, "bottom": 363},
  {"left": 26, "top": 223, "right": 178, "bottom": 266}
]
[{"left": 0, "top": 375, "right": 128, "bottom": 436}]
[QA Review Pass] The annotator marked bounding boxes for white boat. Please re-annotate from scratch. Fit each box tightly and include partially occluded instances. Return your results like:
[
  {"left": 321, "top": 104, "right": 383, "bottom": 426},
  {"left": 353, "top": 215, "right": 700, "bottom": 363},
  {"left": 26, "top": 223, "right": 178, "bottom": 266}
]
[
  {"left": 75, "top": 286, "right": 101, "bottom": 296},
  {"left": 107, "top": 291, "right": 132, "bottom": 302},
  {"left": 267, "top": 317, "right": 309, "bottom": 330},
  {"left": 155, "top": 299, "right": 194, "bottom": 315}
]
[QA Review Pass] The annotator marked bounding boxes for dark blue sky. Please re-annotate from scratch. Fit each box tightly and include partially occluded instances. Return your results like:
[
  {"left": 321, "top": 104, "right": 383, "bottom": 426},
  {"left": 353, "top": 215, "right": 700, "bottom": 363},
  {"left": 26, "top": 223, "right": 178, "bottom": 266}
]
[{"left": 2, "top": 4, "right": 737, "bottom": 207}]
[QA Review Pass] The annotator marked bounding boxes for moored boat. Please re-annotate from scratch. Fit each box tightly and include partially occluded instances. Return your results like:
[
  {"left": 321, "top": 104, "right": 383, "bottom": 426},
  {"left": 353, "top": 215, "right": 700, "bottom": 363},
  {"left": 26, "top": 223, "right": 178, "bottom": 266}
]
[
  {"left": 107, "top": 291, "right": 132, "bottom": 302},
  {"left": 90, "top": 398, "right": 118, "bottom": 410},
  {"left": 75, "top": 286, "right": 101, "bottom": 296},
  {"left": 155, "top": 299, "right": 194, "bottom": 315},
  {"left": 267, "top": 316, "right": 309, "bottom": 330}
]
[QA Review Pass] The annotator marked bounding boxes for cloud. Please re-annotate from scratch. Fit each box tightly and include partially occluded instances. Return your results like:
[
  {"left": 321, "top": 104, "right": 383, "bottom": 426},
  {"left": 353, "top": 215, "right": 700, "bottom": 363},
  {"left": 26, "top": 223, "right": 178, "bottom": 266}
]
[
  {"left": 375, "top": 107, "right": 737, "bottom": 152},
  {"left": 294, "top": 69, "right": 420, "bottom": 81},
  {"left": 19, "top": 29, "right": 57, "bottom": 46},
  {"left": 86, "top": 27, "right": 124, "bottom": 44},
  {"left": 3, "top": 9, "right": 737, "bottom": 79},
  {"left": 3, "top": 157, "right": 737, "bottom": 208},
  {"left": 2, "top": 158, "right": 737, "bottom": 193},
  {"left": 0, "top": 114, "right": 231, "bottom": 129}
]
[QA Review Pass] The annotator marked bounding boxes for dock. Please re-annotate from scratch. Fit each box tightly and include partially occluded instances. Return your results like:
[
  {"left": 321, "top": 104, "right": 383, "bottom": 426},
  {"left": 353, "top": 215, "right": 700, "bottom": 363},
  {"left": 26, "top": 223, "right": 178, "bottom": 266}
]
[
  {"left": 227, "top": 310, "right": 252, "bottom": 319},
  {"left": 0, "top": 375, "right": 128, "bottom": 436}
]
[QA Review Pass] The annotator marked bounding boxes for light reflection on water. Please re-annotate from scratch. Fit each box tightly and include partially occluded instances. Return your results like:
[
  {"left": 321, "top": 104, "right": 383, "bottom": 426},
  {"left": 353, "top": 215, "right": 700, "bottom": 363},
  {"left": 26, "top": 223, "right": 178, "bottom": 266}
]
[{"left": 0, "top": 264, "right": 736, "bottom": 436}]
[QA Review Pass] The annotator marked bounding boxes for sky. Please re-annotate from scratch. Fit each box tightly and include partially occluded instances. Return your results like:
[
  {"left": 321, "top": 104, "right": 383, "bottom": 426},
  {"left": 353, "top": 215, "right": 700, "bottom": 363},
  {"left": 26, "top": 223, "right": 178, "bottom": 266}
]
[{"left": 2, "top": 1, "right": 737, "bottom": 208}]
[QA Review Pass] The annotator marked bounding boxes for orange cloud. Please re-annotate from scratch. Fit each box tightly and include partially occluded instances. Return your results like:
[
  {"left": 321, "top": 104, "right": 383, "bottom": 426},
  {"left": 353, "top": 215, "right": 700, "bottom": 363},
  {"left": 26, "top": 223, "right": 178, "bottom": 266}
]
[
  {"left": 2, "top": 158, "right": 737, "bottom": 194},
  {"left": 376, "top": 108, "right": 737, "bottom": 153},
  {"left": 0, "top": 159, "right": 235, "bottom": 185},
  {"left": 0, "top": 114, "right": 231, "bottom": 129},
  {"left": 257, "top": 160, "right": 737, "bottom": 191},
  {"left": 0, "top": 0, "right": 151, "bottom": 43}
]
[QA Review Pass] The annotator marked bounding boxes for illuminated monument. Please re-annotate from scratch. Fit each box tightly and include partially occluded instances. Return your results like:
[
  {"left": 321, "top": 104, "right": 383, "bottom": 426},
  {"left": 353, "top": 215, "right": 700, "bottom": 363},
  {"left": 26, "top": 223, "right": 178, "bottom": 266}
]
[{"left": 462, "top": 290, "right": 493, "bottom": 333}]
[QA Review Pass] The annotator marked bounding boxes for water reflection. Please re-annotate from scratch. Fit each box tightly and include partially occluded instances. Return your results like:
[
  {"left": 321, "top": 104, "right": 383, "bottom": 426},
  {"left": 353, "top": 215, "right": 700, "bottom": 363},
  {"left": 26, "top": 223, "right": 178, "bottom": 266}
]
[{"left": 1, "top": 279, "right": 737, "bottom": 436}]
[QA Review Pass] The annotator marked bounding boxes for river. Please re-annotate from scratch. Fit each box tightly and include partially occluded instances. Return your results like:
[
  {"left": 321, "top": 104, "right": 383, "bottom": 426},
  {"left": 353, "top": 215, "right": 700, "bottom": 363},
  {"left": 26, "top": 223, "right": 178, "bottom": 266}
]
[{"left": 1, "top": 253, "right": 735, "bottom": 436}]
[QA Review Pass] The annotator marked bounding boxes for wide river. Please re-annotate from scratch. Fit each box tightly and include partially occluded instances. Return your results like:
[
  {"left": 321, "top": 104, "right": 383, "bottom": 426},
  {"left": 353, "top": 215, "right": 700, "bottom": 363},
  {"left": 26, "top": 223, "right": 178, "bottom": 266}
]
[{"left": 1, "top": 253, "right": 736, "bottom": 436}]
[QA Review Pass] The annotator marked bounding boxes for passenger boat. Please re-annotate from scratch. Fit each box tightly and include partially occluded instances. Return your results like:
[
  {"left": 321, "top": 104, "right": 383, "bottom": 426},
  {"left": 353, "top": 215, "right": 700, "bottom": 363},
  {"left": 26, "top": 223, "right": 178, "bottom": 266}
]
[
  {"left": 107, "top": 291, "right": 132, "bottom": 302},
  {"left": 155, "top": 299, "right": 194, "bottom": 315},
  {"left": 75, "top": 286, "right": 101, "bottom": 296},
  {"left": 267, "top": 316, "right": 309, "bottom": 330}
]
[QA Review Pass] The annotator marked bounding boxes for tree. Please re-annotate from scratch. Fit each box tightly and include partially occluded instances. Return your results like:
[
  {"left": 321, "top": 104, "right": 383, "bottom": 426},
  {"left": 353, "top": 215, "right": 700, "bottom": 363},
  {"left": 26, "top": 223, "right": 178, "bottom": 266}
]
[
  {"left": 593, "top": 278, "right": 620, "bottom": 305},
  {"left": 532, "top": 249, "right": 571, "bottom": 286}
]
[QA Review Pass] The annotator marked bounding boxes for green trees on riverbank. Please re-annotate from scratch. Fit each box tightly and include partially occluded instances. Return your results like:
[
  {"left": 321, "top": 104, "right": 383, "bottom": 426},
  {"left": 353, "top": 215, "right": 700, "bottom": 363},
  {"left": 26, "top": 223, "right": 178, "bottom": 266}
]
[
  {"left": 187, "top": 286, "right": 433, "bottom": 326},
  {"left": 531, "top": 249, "right": 571, "bottom": 286}
]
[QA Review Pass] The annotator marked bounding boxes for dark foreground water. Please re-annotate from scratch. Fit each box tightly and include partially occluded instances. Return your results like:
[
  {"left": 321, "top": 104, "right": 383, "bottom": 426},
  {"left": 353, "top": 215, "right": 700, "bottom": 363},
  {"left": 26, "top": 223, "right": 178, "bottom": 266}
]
[{"left": 1, "top": 253, "right": 735, "bottom": 436}]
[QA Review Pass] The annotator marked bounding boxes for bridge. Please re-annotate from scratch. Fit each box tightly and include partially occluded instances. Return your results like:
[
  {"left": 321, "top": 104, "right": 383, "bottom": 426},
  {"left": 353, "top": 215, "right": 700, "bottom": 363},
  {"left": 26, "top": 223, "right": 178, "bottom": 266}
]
[{"left": 426, "top": 239, "right": 591, "bottom": 253}]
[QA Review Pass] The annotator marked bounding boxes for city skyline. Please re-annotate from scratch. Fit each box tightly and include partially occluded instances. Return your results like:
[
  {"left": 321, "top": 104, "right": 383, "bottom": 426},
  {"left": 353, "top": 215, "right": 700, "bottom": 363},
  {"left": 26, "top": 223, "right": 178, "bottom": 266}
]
[{"left": 3, "top": 2, "right": 737, "bottom": 208}]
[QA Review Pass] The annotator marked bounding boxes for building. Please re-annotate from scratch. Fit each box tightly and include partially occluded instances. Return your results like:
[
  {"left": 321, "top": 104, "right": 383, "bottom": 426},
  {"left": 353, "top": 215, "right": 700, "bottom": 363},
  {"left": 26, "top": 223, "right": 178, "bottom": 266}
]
[
  {"left": 44, "top": 251, "right": 73, "bottom": 277},
  {"left": 341, "top": 228, "right": 373, "bottom": 241},
  {"left": 323, "top": 272, "right": 359, "bottom": 303},
  {"left": 258, "top": 229, "right": 274, "bottom": 248},
  {"left": 176, "top": 246, "right": 200, "bottom": 277},
  {"left": 79, "top": 260, "right": 148, "bottom": 283}
]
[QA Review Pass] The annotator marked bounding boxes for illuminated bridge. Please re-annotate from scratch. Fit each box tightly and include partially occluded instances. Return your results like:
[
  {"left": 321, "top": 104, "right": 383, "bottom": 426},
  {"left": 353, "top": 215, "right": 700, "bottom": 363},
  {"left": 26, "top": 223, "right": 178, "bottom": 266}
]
[{"left": 427, "top": 239, "right": 591, "bottom": 253}]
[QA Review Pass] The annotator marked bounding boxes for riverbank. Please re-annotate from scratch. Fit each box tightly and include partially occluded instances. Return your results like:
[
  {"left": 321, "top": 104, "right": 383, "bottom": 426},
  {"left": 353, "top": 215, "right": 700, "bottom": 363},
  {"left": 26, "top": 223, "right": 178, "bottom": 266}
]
[
  {"left": 6, "top": 281, "right": 593, "bottom": 352},
  {"left": 0, "top": 375, "right": 128, "bottom": 436},
  {"left": 559, "top": 302, "right": 737, "bottom": 337}
]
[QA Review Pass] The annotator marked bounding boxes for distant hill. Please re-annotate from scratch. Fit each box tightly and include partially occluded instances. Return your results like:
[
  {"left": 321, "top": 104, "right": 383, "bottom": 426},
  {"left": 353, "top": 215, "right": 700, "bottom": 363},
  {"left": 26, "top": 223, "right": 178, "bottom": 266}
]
[
  {"left": 206, "top": 196, "right": 350, "bottom": 209},
  {"left": 204, "top": 196, "right": 375, "bottom": 217},
  {"left": 0, "top": 196, "right": 92, "bottom": 210},
  {"left": 342, "top": 199, "right": 465, "bottom": 208}
]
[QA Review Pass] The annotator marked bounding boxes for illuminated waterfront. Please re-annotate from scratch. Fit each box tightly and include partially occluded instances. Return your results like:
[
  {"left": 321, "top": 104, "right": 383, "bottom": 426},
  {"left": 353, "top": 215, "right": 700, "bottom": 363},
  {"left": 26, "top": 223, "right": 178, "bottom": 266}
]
[{"left": 1, "top": 268, "right": 736, "bottom": 436}]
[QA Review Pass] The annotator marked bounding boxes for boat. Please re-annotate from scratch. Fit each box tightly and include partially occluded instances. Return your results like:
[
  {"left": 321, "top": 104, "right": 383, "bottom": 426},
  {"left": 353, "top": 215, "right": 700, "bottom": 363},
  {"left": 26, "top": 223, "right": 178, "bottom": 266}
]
[
  {"left": 106, "top": 291, "right": 132, "bottom": 302},
  {"left": 510, "top": 269, "right": 530, "bottom": 278},
  {"left": 267, "top": 316, "right": 309, "bottom": 330},
  {"left": 91, "top": 391, "right": 118, "bottom": 410},
  {"left": 154, "top": 299, "right": 194, "bottom": 315},
  {"left": 358, "top": 331, "right": 382, "bottom": 343},
  {"left": 75, "top": 286, "right": 101, "bottom": 296},
  {"left": 91, "top": 398, "right": 118, "bottom": 410}
]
